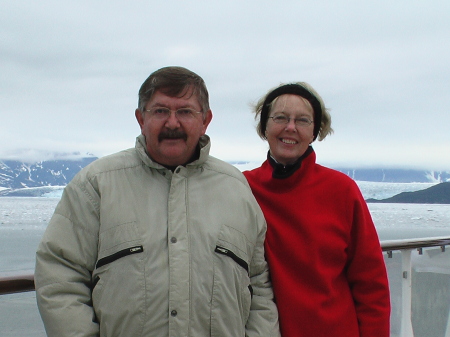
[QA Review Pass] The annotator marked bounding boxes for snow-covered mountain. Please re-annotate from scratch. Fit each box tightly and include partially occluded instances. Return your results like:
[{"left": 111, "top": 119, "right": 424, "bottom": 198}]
[
  {"left": 0, "top": 156, "right": 97, "bottom": 191},
  {"left": 232, "top": 162, "right": 450, "bottom": 183},
  {"left": 1, "top": 157, "right": 449, "bottom": 197},
  {"left": 366, "top": 182, "right": 450, "bottom": 204},
  {"left": 334, "top": 168, "right": 450, "bottom": 183}
]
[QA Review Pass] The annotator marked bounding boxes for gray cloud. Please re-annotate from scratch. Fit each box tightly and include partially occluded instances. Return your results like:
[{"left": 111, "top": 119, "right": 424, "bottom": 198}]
[{"left": 1, "top": 0, "right": 449, "bottom": 169}]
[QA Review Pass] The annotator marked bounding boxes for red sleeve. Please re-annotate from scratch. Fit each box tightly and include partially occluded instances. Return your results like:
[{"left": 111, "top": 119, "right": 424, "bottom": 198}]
[{"left": 346, "top": 184, "right": 391, "bottom": 337}]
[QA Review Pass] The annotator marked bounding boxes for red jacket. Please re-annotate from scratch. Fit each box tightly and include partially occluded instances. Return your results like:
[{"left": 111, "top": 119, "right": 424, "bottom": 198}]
[{"left": 244, "top": 149, "right": 390, "bottom": 337}]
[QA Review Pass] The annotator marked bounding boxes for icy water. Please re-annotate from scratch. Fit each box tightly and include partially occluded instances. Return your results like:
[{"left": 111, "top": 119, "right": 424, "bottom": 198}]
[
  {"left": 1, "top": 193, "right": 450, "bottom": 273},
  {"left": 1, "top": 182, "right": 450, "bottom": 336}
]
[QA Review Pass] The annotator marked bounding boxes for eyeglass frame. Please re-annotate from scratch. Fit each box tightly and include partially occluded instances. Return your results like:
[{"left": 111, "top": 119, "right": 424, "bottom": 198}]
[
  {"left": 143, "top": 106, "right": 204, "bottom": 121},
  {"left": 268, "top": 114, "right": 314, "bottom": 127}
]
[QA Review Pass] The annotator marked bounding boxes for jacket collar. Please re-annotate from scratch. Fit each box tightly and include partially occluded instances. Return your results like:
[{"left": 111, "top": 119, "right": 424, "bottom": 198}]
[
  {"left": 269, "top": 146, "right": 313, "bottom": 179},
  {"left": 135, "top": 133, "right": 211, "bottom": 170}
]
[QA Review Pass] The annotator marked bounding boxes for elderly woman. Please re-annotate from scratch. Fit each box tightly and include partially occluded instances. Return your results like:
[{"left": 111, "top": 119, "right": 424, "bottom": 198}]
[{"left": 243, "top": 83, "right": 390, "bottom": 337}]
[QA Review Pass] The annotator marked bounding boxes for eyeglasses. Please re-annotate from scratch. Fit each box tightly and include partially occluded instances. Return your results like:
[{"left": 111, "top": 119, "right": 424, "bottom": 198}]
[
  {"left": 268, "top": 115, "right": 313, "bottom": 127},
  {"left": 143, "top": 107, "right": 202, "bottom": 121}
]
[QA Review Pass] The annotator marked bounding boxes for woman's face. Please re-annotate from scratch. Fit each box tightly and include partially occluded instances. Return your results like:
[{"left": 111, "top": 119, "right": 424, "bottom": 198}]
[{"left": 266, "top": 94, "right": 315, "bottom": 166}]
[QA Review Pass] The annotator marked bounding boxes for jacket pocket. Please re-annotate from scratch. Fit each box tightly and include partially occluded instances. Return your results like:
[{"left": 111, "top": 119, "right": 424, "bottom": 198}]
[
  {"left": 92, "top": 220, "right": 145, "bottom": 336},
  {"left": 214, "top": 245, "right": 249, "bottom": 273},
  {"left": 211, "top": 225, "right": 253, "bottom": 336},
  {"left": 96, "top": 245, "right": 143, "bottom": 268}
]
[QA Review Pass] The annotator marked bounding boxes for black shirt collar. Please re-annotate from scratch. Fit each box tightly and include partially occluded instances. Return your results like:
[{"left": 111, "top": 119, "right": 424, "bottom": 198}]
[{"left": 268, "top": 146, "right": 313, "bottom": 179}]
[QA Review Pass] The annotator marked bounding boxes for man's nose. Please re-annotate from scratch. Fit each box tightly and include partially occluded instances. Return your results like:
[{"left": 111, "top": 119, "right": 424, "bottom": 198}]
[{"left": 165, "top": 111, "right": 181, "bottom": 128}]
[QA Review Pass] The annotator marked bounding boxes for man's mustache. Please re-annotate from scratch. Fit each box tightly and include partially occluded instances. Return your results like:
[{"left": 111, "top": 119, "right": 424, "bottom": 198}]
[{"left": 158, "top": 130, "right": 188, "bottom": 142}]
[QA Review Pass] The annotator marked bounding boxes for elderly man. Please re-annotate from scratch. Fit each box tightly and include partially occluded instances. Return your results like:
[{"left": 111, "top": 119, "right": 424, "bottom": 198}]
[{"left": 35, "top": 66, "right": 280, "bottom": 336}]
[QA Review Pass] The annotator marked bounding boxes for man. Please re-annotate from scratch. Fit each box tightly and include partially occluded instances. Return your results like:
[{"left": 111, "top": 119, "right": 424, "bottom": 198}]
[{"left": 35, "top": 66, "right": 280, "bottom": 336}]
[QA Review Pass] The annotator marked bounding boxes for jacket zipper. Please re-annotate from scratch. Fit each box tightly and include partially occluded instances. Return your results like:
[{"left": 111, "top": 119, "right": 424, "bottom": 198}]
[
  {"left": 95, "top": 245, "right": 144, "bottom": 269},
  {"left": 215, "top": 245, "right": 249, "bottom": 274}
]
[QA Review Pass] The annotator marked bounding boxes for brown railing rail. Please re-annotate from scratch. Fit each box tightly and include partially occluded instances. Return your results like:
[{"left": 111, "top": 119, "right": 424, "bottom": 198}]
[
  {"left": 0, "top": 274, "right": 34, "bottom": 295},
  {"left": 1, "top": 236, "right": 449, "bottom": 296}
]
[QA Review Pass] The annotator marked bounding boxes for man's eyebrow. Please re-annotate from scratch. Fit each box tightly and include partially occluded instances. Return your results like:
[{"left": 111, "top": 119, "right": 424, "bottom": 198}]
[{"left": 149, "top": 102, "right": 196, "bottom": 109}]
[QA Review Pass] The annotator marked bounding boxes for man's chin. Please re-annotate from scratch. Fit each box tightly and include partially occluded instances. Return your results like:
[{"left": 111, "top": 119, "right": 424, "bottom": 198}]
[{"left": 157, "top": 147, "right": 191, "bottom": 165}]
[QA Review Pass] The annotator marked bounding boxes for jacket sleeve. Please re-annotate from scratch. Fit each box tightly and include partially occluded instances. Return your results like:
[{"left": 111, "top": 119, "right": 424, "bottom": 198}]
[
  {"left": 346, "top": 185, "right": 391, "bottom": 337},
  {"left": 245, "top": 211, "right": 281, "bottom": 337},
  {"left": 35, "top": 177, "right": 100, "bottom": 337}
]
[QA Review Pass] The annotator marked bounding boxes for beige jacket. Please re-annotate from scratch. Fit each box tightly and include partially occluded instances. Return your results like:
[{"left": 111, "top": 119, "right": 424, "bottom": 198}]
[{"left": 35, "top": 134, "right": 280, "bottom": 337}]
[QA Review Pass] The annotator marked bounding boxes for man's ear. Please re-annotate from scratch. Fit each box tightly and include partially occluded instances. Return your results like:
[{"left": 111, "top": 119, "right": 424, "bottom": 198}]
[
  {"left": 135, "top": 109, "right": 144, "bottom": 129},
  {"left": 201, "top": 109, "right": 213, "bottom": 135}
]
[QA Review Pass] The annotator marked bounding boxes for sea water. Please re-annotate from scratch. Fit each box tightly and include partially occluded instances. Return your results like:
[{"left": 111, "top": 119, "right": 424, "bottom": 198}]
[
  {"left": 1, "top": 189, "right": 450, "bottom": 272},
  {"left": 1, "top": 182, "right": 450, "bottom": 336},
  {"left": 0, "top": 197, "right": 59, "bottom": 336}
]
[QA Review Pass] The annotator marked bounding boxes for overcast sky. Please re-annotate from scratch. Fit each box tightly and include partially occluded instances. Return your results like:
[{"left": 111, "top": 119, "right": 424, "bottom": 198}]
[{"left": 1, "top": 1, "right": 449, "bottom": 170}]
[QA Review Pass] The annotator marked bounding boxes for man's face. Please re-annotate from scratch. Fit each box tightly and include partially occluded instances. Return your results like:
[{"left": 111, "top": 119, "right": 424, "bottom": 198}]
[{"left": 135, "top": 89, "right": 212, "bottom": 167}]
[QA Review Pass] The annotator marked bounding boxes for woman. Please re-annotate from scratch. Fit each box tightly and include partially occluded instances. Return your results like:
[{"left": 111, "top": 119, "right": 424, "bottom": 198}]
[{"left": 244, "top": 83, "right": 390, "bottom": 337}]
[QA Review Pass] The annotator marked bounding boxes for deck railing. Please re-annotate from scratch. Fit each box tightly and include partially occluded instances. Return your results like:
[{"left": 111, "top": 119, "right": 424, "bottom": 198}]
[
  {"left": 0, "top": 273, "right": 34, "bottom": 295},
  {"left": 381, "top": 236, "right": 450, "bottom": 337},
  {"left": 1, "top": 236, "right": 450, "bottom": 337}
]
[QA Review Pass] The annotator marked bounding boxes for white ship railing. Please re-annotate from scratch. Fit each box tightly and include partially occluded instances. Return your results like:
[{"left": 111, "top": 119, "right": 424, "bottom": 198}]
[{"left": 382, "top": 236, "right": 450, "bottom": 337}]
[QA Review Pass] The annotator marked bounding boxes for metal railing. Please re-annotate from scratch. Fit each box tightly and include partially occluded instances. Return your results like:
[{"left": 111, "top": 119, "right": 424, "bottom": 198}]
[
  {"left": 382, "top": 236, "right": 450, "bottom": 253},
  {"left": 0, "top": 273, "right": 34, "bottom": 295},
  {"left": 1, "top": 236, "right": 450, "bottom": 337},
  {"left": 382, "top": 236, "right": 450, "bottom": 337}
]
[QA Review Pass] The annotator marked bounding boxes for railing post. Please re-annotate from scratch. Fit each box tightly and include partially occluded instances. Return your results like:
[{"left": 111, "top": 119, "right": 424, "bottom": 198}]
[
  {"left": 400, "top": 249, "right": 414, "bottom": 337},
  {"left": 446, "top": 318, "right": 450, "bottom": 337}
]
